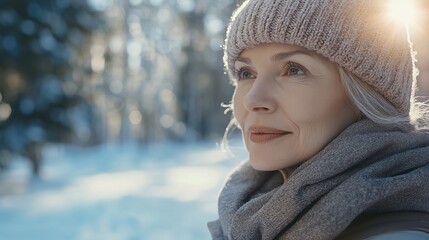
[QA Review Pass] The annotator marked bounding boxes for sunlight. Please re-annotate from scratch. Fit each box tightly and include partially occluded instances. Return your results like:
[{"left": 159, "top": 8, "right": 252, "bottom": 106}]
[
  {"left": 386, "top": 0, "right": 420, "bottom": 27},
  {"left": 147, "top": 166, "right": 226, "bottom": 202},
  {"left": 31, "top": 171, "right": 149, "bottom": 212}
]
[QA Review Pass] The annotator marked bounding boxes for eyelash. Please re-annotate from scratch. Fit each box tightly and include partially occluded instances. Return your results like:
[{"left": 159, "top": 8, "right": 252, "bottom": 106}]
[
  {"left": 233, "top": 67, "right": 255, "bottom": 81},
  {"left": 234, "top": 61, "right": 307, "bottom": 81},
  {"left": 282, "top": 62, "right": 307, "bottom": 76}
]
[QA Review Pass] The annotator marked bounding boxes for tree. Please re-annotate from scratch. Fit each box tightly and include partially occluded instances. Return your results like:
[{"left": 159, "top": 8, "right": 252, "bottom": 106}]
[{"left": 0, "top": 0, "right": 103, "bottom": 176}]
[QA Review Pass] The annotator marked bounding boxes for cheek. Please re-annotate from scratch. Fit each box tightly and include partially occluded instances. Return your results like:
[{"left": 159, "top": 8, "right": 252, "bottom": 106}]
[
  {"left": 283, "top": 86, "right": 351, "bottom": 124},
  {"left": 284, "top": 86, "right": 356, "bottom": 148},
  {"left": 232, "top": 88, "right": 245, "bottom": 129}
]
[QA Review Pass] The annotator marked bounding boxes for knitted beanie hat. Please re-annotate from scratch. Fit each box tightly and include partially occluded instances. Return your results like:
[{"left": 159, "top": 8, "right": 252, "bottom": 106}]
[{"left": 224, "top": 0, "right": 416, "bottom": 114}]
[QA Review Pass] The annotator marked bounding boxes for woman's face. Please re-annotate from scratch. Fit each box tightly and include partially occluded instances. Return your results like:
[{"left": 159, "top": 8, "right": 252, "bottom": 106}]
[{"left": 232, "top": 43, "right": 358, "bottom": 171}]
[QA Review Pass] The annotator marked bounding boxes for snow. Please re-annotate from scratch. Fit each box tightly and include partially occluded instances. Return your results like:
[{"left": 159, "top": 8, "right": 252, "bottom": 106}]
[{"left": 0, "top": 140, "right": 247, "bottom": 240}]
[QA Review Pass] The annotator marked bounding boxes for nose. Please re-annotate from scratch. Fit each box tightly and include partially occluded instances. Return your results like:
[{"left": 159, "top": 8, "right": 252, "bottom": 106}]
[{"left": 243, "top": 80, "right": 277, "bottom": 113}]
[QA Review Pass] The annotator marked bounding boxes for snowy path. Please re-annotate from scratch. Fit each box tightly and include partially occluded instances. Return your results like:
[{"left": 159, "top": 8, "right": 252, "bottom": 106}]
[{"left": 0, "top": 141, "right": 246, "bottom": 240}]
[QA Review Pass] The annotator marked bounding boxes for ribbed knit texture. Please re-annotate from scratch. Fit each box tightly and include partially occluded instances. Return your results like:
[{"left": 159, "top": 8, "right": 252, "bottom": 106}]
[
  {"left": 224, "top": 0, "right": 415, "bottom": 113},
  {"left": 208, "top": 120, "right": 429, "bottom": 240}
]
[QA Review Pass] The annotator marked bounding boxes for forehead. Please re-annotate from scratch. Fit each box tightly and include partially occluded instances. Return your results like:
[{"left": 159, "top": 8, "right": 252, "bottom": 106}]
[{"left": 236, "top": 43, "right": 328, "bottom": 64}]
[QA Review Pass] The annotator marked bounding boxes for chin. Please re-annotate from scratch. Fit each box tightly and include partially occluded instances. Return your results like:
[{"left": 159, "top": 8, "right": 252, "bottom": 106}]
[
  {"left": 249, "top": 153, "right": 305, "bottom": 171},
  {"left": 249, "top": 157, "right": 284, "bottom": 171}
]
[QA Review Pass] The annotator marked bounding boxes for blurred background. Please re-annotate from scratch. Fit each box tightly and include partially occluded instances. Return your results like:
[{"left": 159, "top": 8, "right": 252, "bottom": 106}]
[{"left": 0, "top": 0, "right": 427, "bottom": 239}]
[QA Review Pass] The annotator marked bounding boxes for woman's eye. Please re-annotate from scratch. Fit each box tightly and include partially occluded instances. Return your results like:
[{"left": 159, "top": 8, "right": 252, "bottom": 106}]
[
  {"left": 235, "top": 68, "right": 255, "bottom": 81},
  {"left": 283, "top": 62, "right": 306, "bottom": 76}
]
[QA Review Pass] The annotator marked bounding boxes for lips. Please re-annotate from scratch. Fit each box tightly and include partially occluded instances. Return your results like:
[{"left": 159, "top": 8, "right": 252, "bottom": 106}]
[{"left": 248, "top": 125, "right": 290, "bottom": 144}]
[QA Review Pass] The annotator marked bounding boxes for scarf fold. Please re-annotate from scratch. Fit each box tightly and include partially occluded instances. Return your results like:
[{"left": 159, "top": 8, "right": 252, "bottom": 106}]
[{"left": 208, "top": 120, "right": 429, "bottom": 240}]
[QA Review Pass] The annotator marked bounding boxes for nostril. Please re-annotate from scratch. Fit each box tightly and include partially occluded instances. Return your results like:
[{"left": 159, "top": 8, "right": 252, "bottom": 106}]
[
  {"left": 253, "top": 106, "right": 270, "bottom": 112},
  {"left": 244, "top": 94, "right": 276, "bottom": 113}
]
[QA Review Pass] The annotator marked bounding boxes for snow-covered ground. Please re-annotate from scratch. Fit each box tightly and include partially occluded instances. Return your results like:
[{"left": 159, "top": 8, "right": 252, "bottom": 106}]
[{"left": 0, "top": 140, "right": 247, "bottom": 240}]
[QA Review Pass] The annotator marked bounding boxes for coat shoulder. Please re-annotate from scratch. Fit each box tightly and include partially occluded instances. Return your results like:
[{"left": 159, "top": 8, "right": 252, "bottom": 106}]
[{"left": 365, "top": 231, "right": 429, "bottom": 240}]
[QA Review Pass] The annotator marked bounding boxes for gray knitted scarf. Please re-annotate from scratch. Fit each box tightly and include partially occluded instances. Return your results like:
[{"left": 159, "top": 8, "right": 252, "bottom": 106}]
[{"left": 208, "top": 120, "right": 429, "bottom": 240}]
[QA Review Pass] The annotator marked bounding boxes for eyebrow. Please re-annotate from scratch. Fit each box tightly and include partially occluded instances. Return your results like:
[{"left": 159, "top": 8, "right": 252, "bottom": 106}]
[{"left": 235, "top": 49, "right": 316, "bottom": 64}]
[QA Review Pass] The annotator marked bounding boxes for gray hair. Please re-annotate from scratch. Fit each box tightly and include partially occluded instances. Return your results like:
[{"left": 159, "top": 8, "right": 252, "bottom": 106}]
[{"left": 338, "top": 65, "right": 429, "bottom": 131}]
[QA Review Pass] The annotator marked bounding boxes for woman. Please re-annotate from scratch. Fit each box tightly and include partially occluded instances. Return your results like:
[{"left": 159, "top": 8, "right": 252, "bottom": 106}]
[{"left": 208, "top": 0, "right": 429, "bottom": 239}]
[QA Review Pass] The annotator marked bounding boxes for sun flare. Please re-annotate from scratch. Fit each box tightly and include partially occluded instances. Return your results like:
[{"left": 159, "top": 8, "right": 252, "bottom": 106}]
[{"left": 387, "top": 0, "right": 420, "bottom": 27}]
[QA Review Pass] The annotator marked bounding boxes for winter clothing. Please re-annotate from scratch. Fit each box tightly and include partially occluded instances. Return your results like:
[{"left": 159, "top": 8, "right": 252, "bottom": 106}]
[
  {"left": 336, "top": 211, "right": 429, "bottom": 239},
  {"left": 364, "top": 231, "right": 429, "bottom": 240},
  {"left": 208, "top": 120, "right": 429, "bottom": 239},
  {"left": 224, "top": 0, "right": 415, "bottom": 113}
]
